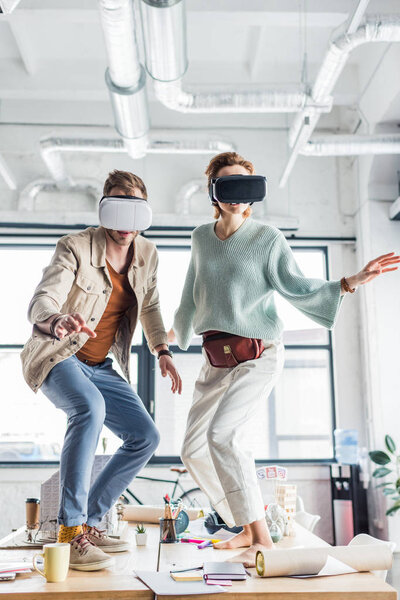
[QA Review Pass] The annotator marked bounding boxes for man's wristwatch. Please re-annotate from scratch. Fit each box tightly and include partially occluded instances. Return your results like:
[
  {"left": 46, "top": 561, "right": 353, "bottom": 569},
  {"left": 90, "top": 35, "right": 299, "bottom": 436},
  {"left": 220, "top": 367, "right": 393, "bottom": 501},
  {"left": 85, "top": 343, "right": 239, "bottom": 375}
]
[{"left": 157, "top": 349, "right": 173, "bottom": 360}]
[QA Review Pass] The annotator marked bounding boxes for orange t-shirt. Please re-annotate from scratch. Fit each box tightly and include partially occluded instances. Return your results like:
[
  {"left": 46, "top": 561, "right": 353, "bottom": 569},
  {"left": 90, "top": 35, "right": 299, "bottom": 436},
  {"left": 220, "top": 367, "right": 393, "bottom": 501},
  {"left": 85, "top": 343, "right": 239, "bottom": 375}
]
[{"left": 76, "top": 261, "right": 137, "bottom": 365}]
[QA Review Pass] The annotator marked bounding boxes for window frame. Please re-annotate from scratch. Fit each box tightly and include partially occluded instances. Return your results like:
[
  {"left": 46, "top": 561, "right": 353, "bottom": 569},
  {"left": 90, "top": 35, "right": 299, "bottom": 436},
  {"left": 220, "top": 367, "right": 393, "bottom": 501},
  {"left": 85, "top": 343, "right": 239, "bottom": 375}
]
[{"left": 0, "top": 230, "right": 339, "bottom": 467}]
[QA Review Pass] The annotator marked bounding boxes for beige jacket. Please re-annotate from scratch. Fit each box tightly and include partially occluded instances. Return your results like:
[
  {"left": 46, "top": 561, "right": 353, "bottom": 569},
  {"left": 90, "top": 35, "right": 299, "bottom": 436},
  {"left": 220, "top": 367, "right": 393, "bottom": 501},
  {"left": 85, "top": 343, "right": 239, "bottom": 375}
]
[{"left": 20, "top": 227, "right": 168, "bottom": 392}]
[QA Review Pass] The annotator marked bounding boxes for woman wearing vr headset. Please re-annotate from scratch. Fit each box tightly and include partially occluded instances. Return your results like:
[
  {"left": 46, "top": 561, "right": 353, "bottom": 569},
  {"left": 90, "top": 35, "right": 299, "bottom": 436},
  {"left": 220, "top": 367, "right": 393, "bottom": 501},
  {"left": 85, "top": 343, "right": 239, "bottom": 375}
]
[{"left": 171, "top": 151, "right": 399, "bottom": 567}]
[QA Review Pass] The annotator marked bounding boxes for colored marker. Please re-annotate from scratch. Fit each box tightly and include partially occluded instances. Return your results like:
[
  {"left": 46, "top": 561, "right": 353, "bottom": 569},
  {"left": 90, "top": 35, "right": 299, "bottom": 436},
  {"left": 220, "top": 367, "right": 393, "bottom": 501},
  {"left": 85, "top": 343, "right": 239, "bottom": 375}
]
[{"left": 197, "top": 540, "right": 212, "bottom": 549}]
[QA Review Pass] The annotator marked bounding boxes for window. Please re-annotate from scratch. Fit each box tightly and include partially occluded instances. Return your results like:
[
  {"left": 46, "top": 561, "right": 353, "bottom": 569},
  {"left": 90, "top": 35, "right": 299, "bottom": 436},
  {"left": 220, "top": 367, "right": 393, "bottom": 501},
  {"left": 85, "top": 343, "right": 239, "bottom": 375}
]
[
  {"left": 153, "top": 246, "right": 335, "bottom": 462},
  {"left": 0, "top": 239, "right": 335, "bottom": 464}
]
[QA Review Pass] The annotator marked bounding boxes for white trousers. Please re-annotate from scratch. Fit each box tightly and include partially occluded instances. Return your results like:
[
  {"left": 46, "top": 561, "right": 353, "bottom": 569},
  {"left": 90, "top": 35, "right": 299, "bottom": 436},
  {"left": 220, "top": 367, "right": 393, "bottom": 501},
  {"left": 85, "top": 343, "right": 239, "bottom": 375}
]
[{"left": 181, "top": 340, "right": 284, "bottom": 528}]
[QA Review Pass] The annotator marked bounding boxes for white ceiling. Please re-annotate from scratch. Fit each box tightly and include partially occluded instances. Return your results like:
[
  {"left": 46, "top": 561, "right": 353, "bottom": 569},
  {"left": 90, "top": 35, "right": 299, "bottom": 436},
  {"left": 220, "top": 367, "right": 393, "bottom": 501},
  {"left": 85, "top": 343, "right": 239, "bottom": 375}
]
[{"left": 0, "top": 0, "right": 399, "bottom": 203}]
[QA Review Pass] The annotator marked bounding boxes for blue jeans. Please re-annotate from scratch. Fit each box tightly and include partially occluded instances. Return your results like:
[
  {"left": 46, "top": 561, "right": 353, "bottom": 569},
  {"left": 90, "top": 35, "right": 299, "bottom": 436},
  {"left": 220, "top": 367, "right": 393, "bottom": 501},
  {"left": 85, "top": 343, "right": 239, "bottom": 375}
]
[{"left": 41, "top": 355, "right": 160, "bottom": 526}]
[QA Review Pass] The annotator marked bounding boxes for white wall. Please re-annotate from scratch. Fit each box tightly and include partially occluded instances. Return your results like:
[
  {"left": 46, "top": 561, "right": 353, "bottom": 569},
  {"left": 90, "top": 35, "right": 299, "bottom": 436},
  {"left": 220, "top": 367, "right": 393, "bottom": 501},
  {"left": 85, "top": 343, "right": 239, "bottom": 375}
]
[{"left": 0, "top": 465, "right": 333, "bottom": 543}]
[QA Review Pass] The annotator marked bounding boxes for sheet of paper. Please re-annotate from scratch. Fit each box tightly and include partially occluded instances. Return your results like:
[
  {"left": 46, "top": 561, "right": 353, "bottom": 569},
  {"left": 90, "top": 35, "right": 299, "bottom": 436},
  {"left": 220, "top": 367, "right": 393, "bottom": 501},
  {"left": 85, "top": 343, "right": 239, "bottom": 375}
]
[
  {"left": 0, "top": 562, "right": 32, "bottom": 573},
  {"left": 134, "top": 571, "right": 227, "bottom": 595},
  {"left": 291, "top": 555, "right": 357, "bottom": 578},
  {"left": 206, "top": 579, "right": 232, "bottom": 586}
]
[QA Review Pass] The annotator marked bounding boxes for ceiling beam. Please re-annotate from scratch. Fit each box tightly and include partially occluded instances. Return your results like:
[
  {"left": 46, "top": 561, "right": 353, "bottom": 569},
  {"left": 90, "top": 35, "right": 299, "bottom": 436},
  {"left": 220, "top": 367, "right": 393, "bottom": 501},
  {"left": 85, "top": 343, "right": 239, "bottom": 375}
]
[{"left": 8, "top": 15, "right": 38, "bottom": 75}]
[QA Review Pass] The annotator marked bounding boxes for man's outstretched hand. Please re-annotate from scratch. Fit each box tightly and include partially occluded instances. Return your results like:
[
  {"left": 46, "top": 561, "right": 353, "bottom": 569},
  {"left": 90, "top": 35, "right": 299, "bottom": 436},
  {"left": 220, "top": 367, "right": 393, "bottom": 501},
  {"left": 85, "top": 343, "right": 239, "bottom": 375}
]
[{"left": 52, "top": 312, "right": 97, "bottom": 339}]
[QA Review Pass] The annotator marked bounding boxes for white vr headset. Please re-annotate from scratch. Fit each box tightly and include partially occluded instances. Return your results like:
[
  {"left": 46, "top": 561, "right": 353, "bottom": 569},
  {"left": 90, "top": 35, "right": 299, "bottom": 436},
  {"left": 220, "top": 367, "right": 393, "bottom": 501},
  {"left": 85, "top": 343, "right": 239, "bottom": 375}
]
[{"left": 99, "top": 195, "right": 152, "bottom": 231}]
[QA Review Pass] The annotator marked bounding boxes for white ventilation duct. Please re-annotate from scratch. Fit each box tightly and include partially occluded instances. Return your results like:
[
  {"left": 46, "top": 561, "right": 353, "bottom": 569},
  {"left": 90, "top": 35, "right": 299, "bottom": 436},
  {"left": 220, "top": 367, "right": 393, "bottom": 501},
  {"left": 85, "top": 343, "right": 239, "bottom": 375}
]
[
  {"left": 175, "top": 179, "right": 205, "bottom": 215},
  {"left": 140, "top": 0, "right": 327, "bottom": 114},
  {"left": 36, "top": 134, "right": 235, "bottom": 201},
  {"left": 279, "top": 15, "right": 400, "bottom": 187},
  {"left": 300, "top": 134, "right": 400, "bottom": 156},
  {"left": 0, "top": 153, "right": 17, "bottom": 190},
  {"left": 19, "top": 179, "right": 103, "bottom": 212},
  {"left": 289, "top": 16, "right": 400, "bottom": 148},
  {"left": 99, "top": 0, "right": 149, "bottom": 158}
]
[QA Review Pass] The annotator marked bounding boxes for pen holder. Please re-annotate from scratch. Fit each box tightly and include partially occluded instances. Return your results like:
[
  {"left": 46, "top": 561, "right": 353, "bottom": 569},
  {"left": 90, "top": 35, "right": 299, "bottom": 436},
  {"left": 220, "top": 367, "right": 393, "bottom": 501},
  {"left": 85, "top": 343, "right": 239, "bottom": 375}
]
[{"left": 159, "top": 517, "right": 178, "bottom": 544}]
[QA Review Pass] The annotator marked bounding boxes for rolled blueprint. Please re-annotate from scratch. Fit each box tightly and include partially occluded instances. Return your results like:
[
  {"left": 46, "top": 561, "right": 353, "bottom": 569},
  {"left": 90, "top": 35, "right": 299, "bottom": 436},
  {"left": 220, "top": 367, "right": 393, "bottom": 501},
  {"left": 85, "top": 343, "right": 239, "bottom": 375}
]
[
  {"left": 121, "top": 505, "right": 200, "bottom": 523},
  {"left": 256, "top": 544, "right": 393, "bottom": 577}
]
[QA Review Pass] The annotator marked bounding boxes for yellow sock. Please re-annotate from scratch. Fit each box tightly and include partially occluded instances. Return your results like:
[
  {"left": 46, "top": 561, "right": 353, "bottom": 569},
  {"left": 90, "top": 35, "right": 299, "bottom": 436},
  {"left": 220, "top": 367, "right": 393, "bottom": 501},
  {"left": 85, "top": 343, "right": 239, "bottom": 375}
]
[{"left": 57, "top": 524, "right": 83, "bottom": 543}]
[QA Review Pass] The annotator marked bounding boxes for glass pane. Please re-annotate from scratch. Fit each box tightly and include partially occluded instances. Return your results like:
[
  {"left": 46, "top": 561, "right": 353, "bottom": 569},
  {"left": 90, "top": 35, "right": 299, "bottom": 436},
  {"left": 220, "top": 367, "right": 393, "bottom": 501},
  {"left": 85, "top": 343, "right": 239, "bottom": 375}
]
[
  {"left": 0, "top": 246, "right": 143, "bottom": 347},
  {"left": 157, "top": 249, "right": 202, "bottom": 347},
  {"left": 277, "top": 250, "right": 329, "bottom": 345},
  {"left": 0, "top": 248, "right": 54, "bottom": 344},
  {"left": 154, "top": 348, "right": 333, "bottom": 461},
  {"left": 0, "top": 350, "right": 64, "bottom": 461},
  {"left": 252, "top": 348, "right": 334, "bottom": 460},
  {"left": 0, "top": 350, "right": 139, "bottom": 462},
  {"left": 154, "top": 352, "right": 203, "bottom": 456}
]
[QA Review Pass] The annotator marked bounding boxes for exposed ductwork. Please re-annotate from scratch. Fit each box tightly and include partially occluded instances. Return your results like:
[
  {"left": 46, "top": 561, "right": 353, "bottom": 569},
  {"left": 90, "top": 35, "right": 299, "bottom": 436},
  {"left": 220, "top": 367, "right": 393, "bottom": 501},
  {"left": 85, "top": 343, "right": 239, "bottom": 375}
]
[
  {"left": 175, "top": 179, "right": 205, "bottom": 215},
  {"left": 99, "top": 0, "right": 149, "bottom": 158},
  {"left": 19, "top": 179, "right": 102, "bottom": 212},
  {"left": 279, "top": 15, "right": 400, "bottom": 187},
  {"left": 29, "top": 133, "right": 235, "bottom": 206},
  {"left": 152, "top": 81, "right": 320, "bottom": 114},
  {"left": 140, "top": 0, "right": 330, "bottom": 115},
  {"left": 0, "top": 153, "right": 17, "bottom": 190},
  {"left": 300, "top": 134, "right": 400, "bottom": 156}
]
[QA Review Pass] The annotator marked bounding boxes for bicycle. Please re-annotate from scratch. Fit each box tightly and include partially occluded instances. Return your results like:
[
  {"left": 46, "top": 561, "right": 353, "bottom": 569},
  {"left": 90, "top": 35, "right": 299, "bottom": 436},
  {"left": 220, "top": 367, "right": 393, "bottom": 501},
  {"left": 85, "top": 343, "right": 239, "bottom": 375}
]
[{"left": 121, "top": 466, "right": 210, "bottom": 509}]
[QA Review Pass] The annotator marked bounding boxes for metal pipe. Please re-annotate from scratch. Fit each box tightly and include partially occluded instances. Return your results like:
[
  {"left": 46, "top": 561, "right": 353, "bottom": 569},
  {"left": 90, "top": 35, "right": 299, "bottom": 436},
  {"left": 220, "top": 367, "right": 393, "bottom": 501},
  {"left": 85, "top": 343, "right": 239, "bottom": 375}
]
[
  {"left": 39, "top": 134, "right": 235, "bottom": 198},
  {"left": 0, "top": 153, "right": 17, "bottom": 190},
  {"left": 175, "top": 179, "right": 205, "bottom": 215},
  {"left": 140, "top": 0, "right": 188, "bottom": 82},
  {"left": 300, "top": 134, "right": 400, "bottom": 156},
  {"left": 19, "top": 179, "right": 103, "bottom": 211},
  {"left": 99, "top": 0, "right": 149, "bottom": 157},
  {"left": 153, "top": 80, "right": 314, "bottom": 114},
  {"left": 140, "top": 0, "right": 324, "bottom": 114},
  {"left": 280, "top": 14, "right": 400, "bottom": 187}
]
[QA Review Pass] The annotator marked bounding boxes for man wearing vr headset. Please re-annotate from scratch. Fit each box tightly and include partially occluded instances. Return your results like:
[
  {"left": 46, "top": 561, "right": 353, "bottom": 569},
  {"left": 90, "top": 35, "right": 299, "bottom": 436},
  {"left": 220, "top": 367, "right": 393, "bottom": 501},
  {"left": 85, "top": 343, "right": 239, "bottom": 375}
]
[
  {"left": 171, "top": 151, "right": 399, "bottom": 567},
  {"left": 21, "top": 170, "right": 181, "bottom": 571}
]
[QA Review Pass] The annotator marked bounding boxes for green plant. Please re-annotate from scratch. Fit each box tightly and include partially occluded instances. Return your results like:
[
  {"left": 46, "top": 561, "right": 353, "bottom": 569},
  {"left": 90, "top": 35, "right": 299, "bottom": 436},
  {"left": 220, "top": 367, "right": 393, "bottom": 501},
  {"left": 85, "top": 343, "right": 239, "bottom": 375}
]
[
  {"left": 369, "top": 435, "right": 400, "bottom": 516},
  {"left": 135, "top": 523, "right": 146, "bottom": 534}
]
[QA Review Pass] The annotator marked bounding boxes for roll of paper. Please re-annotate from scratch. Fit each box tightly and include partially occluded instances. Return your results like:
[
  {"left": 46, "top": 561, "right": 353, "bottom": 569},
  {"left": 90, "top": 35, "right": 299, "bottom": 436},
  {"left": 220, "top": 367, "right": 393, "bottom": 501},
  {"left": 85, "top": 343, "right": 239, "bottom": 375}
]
[
  {"left": 121, "top": 505, "right": 200, "bottom": 523},
  {"left": 256, "top": 544, "right": 393, "bottom": 577}
]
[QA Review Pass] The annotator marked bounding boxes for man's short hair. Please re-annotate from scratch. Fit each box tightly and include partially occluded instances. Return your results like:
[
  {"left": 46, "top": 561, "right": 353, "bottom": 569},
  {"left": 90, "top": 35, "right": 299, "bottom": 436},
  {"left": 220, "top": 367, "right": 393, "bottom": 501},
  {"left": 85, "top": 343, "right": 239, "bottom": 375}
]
[{"left": 103, "top": 170, "right": 147, "bottom": 199}]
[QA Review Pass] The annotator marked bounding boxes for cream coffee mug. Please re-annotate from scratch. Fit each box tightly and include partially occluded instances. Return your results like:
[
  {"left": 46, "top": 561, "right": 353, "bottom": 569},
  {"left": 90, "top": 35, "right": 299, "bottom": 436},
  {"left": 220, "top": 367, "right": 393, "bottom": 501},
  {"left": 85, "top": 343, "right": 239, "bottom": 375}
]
[{"left": 33, "top": 543, "right": 70, "bottom": 582}]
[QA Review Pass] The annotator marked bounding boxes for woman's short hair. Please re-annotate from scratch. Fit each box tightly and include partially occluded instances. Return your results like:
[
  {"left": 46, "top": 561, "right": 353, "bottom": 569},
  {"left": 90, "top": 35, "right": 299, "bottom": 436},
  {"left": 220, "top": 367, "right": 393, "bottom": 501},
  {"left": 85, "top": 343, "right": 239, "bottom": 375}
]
[
  {"left": 103, "top": 170, "right": 147, "bottom": 199},
  {"left": 205, "top": 152, "right": 255, "bottom": 219}
]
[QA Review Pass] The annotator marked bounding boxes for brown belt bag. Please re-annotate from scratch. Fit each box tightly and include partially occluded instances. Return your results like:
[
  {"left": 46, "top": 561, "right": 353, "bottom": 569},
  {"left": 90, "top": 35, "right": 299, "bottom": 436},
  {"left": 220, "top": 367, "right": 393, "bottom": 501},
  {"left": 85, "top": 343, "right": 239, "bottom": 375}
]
[{"left": 202, "top": 331, "right": 265, "bottom": 368}]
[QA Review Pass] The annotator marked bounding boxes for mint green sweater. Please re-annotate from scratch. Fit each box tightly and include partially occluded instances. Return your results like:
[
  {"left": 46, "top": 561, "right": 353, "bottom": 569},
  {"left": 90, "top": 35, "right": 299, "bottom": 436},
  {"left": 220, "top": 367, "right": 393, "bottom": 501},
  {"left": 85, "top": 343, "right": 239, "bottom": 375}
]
[{"left": 173, "top": 218, "right": 343, "bottom": 350}]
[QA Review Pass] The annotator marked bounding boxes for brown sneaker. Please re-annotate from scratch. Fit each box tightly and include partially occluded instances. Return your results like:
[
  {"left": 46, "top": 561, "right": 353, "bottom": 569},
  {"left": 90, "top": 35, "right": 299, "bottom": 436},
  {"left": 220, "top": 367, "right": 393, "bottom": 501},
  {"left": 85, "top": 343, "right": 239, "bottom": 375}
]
[
  {"left": 85, "top": 525, "right": 130, "bottom": 553},
  {"left": 69, "top": 532, "right": 115, "bottom": 571}
]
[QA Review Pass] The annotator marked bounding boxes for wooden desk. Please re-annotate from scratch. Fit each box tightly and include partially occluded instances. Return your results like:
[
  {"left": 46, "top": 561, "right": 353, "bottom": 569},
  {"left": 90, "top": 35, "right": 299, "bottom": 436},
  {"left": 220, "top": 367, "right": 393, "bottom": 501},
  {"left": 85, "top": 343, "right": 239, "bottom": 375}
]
[
  {"left": 0, "top": 522, "right": 397, "bottom": 599},
  {"left": 159, "top": 523, "right": 397, "bottom": 600},
  {"left": 0, "top": 523, "right": 155, "bottom": 599}
]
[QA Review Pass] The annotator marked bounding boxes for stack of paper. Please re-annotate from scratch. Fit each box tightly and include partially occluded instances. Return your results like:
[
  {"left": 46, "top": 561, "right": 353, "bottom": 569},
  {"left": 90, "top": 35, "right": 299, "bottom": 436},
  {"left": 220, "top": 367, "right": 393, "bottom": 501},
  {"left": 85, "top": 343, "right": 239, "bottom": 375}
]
[{"left": 0, "top": 561, "right": 32, "bottom": 580}]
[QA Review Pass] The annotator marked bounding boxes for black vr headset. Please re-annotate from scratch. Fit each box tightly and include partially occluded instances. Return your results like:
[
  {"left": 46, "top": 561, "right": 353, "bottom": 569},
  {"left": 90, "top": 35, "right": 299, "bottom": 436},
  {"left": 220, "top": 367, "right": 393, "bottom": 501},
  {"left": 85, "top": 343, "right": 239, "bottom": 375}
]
[{"left": 209, "top": 174, "right": 267, "bottom": 205}]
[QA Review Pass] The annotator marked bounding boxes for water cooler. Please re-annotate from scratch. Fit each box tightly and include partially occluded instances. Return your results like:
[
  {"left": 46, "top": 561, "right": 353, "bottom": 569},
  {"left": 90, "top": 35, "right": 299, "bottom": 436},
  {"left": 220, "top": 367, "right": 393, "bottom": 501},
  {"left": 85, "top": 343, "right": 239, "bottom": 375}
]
[{"left": 330, "top": 464, "right": 369, "bottom": 545}]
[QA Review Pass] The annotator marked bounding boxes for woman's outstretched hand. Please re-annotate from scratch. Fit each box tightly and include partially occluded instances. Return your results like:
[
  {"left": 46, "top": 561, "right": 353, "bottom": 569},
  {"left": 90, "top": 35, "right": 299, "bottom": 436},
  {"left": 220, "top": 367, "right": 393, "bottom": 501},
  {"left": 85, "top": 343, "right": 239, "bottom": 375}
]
[{"left": 345, "top": 252, "right": 400, "bottom": 291}]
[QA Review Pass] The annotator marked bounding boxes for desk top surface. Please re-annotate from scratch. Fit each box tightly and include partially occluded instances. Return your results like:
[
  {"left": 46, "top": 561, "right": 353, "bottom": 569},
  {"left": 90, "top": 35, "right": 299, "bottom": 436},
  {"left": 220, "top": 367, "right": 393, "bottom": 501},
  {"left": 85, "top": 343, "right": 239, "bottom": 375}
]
[{"left": 0, "top": 520, "right": 397, "bottom": 599}]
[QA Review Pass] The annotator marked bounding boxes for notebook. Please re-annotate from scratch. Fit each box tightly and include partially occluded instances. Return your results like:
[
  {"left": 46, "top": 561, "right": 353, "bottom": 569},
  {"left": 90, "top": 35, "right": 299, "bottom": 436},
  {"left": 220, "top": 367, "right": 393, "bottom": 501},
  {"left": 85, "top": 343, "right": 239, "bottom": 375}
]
[
  {"left": 170, "top": 570, "right": 203, "bottom": 582},
  {"left": 203, "top": 562, "right": 247, "bottom": 581}
]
